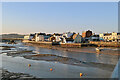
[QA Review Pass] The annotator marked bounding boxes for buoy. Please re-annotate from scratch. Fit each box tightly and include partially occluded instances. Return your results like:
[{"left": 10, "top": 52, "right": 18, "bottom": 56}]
[
  {"left": 28, "top": 64, "right": 31, "bottom": 67},
  {"left": 50, "top": 68, "right": 53, "bottom": 71},
  {"left": 80, "top": 73, "right": 83, "bottom": 77}
]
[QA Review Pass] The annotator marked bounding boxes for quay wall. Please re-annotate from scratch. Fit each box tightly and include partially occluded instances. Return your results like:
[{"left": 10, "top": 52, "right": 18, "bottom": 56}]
[
  {"left": 22, "top": 40, "right": 52, "bottom": 46},
  {"left": 90, "top": 41, "right": 120, "bottom": 47},
  {"left": 22, "top": 40, "right": 97, "bottom": 48},
  {"left": 60, "top": 43, "right": 82, "bottom": 48},
  {"left": 20, "top": 40, "right": 120, "bottom": 47},
  {"left": 60, "top": 43, "right": 97, "bottom": 48}
]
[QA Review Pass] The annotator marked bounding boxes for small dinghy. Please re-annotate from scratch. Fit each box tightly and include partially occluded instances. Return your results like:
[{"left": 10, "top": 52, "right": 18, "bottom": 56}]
[{"left": 96, "top": 47, "right": 102, "bottom": 52}]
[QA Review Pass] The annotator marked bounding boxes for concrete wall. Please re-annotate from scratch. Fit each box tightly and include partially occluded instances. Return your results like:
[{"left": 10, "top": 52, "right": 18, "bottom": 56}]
[{"left": 90, "top": 41, "right": 120, "bottom": 47}]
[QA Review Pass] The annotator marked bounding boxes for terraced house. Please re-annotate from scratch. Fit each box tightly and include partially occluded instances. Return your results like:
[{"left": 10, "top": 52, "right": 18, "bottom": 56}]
[{"left": 99, "top": 32, "right": 120, "bottom": 42}]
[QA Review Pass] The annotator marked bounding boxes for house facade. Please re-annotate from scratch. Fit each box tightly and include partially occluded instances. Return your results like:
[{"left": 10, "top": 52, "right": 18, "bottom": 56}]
[
  {"left": 35, "top": 33, "right": 46, "bottom": 42},
  {"left": 49, "top": 33, "right": 62, "bottom": 42},
  {"left": 82, "top": 30, "right": 92, "bottom": 38},
  {"left": 29, "top": 34, "right": 35, "bottom": 40},
  {"left": 99, "top": 32, "right": 120, "bottom": 42},
  {"left": 117, "top": 33, "right": 120, "bottom": 42},
  {"left": 73, "top": 34, "right": 82, "bottom": 43},
  {"left": 44, "top": 34, "right": 51, "bottom": 41},
  {"left": 24, "top": 35, "right": 30, "bottom": 40},
  {"left": 90, "top": 34, "right": 99, "bottom": 41},
  {"left": 62, "top": 32, "right": 76, "bottom": 38}
]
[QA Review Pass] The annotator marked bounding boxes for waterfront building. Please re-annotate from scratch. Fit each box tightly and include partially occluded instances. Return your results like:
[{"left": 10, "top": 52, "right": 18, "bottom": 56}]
[
  {"left": 49, "top": 33, "right": 62, "bottom": 42},
  {"left": 24, "top": 35, "right": 30, "bottom": 40},
  {"left": 35, "top": 33, "right": 46, "bottom": 42},
  {"left": 35, "top": 33, "right": 51, "bottom": 42},
  {"left": 29, "top": 34, "right": 35, "bottom": 40},
  {"left": 82, "top": 30, "right": 92, "bottom": 38},
  {"left": 62, "top": 32, "right": 76, "bottom": 38},
  {"left": 65, "top": 38, "right": 74, "bottom": 43},
  {"left": 99, "top": 32, "right": 120, "bottom": 42},
  {"left": 61, "top": 32, "right": 77, "bottom": 43},
  {"left": 117, "top": 33, "right": 120, "bottom": 42},
  {"left": 82, "top": 30, "right": 92, "bottom": 43},
  {"left": 72, "top": 34, "right": 78, "bottom": 39},
  {"left": 35, "top": 33, "right": 40, "bottom": 42},
  {"left": 44, "top": 34, "right": 52, "bottom": 41},
  {"left": 89, "top": 34, "right": 100, "bottom": 41},
  {"left": 61, "top": 37, "right": 66, "bottom": 43},
  {"left": 49, "top": 36, "right": 55, "bottom": 42},
  {"left": 99, "top": 33, "right": 104, "bottom": 41},
  {"left": 73, "top": 33, "right": 83, "bottom": 43},
  {"left": 24, "top": 34, "right": 35, "bottom": 41}
]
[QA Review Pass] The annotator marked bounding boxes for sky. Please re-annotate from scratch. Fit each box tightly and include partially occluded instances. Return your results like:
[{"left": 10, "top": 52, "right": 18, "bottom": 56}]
[{"left": 2, "top": 2, "right": 118, "bottom": 34}]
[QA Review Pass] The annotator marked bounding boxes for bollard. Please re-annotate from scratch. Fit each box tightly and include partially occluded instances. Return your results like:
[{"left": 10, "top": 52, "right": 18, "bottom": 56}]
[{"left": 80, "top": 73, "right": 83, "bottom": 77}]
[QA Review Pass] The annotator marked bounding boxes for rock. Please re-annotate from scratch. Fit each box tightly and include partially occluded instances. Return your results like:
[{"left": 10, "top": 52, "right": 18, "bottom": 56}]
[
  {"left": 10, "top": 75, "right": 18, "bottom": 79},
  {"left": 20, "top": 76, "right": 34, "bottom": 79},
  {"left": 1, "top": 68, "right": 37, "bottom": 79}
]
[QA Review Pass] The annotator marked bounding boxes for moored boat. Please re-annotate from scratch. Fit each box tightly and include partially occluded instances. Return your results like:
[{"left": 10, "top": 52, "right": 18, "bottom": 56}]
[{"left": 96, "top": 47, "right": 102, "bottom": 52}]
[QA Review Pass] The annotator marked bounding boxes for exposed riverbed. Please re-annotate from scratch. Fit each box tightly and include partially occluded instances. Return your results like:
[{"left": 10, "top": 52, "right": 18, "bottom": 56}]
[{"left": 0, "top": 42, "right": 119, "bottom": 78}]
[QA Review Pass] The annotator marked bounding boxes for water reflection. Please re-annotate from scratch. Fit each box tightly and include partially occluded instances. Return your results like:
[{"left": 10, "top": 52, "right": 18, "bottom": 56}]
[
  {"left": 0, "top": 42, "right": 119, "bottom": 78},
  {"left": 1, "top": 54, "right": 113, "bottom": 78}
]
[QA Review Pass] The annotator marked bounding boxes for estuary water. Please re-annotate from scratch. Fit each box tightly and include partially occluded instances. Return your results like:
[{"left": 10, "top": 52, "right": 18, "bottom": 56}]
[{"left": 0, "top": 42, "right": 119, "bottom": 78}]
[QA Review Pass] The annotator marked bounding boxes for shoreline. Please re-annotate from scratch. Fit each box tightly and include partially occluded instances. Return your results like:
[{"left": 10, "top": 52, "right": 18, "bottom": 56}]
[
  {"left": 1, "top": 68, "right": 37, "bottom": 79},
  {"left": 1, "top": 42, "right": 119, "bottom": 78},
  {"left": 1, "top": 44, "right": 117, "bottom": 70},
  {"left": 23, "top": 42, "right": 120, "bottom": 56}
]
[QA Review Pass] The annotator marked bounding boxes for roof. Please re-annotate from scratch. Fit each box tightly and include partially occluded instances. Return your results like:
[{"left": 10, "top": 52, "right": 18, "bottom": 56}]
[
  {"left": 104, "top": 33, "right": 112, "bottom": 36},
  {"left": 46, "top": 34, "right": 52, "bottom": 36},
  {"left": 30, "top": 34, "right": 35, "bottom": 36},
  {"left": 53, "top": 33, "right": 62, "bottom": 36},
  {"left": 72, "top": 34, "right": 78, "bottom": 39},
  {"left": 38, "top": 33, "right": 46, "bottom": 35}
]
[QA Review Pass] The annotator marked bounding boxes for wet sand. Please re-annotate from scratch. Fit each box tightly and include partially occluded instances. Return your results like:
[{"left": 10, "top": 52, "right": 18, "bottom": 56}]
[
  {"left": 1, "top": 45, "right": 116, "bottom": 72},
  {"left": 23, "top": 54, "right": 115, "bottom": 71},
  {"left": 1, "top": 43, "right": 119, "bottom": 78},
  {"left": 24, "top": 43, "right": 120, "bottom": 56}
]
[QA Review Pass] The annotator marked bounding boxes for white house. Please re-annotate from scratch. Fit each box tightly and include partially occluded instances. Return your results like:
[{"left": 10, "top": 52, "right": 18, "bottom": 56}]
[
  {"left": 99, "top": 32, "right": 120, "bottom": 42},
  {"left": 62, "top": 32, "right": 75, "bottom": 38},
  {"left": 53, "top": 33, "right": 62, "bottom": 42},
  {"left": 35, "top": 33, "right": 39, "bottom": 42},
  {"left": 35, "top": 33, "right": 46, "bottom": 42},
  {"left": 24, "top": 35, "right": 30, "bottom": 40}
]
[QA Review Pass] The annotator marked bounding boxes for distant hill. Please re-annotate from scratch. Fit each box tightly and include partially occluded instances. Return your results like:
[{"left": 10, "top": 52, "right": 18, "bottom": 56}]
[{"left": 0, "top": 34, "right": 25, "bottom": 39}]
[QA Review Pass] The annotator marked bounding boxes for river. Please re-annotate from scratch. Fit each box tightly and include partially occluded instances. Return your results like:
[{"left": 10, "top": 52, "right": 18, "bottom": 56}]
[{"left": 0, "top": 42, "right": 119, "bottom": 78}]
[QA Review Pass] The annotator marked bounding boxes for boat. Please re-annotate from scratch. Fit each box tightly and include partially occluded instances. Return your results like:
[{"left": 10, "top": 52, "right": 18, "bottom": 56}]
[{"left": 96, "top": 47, "right": 101, "bottom": 52}]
